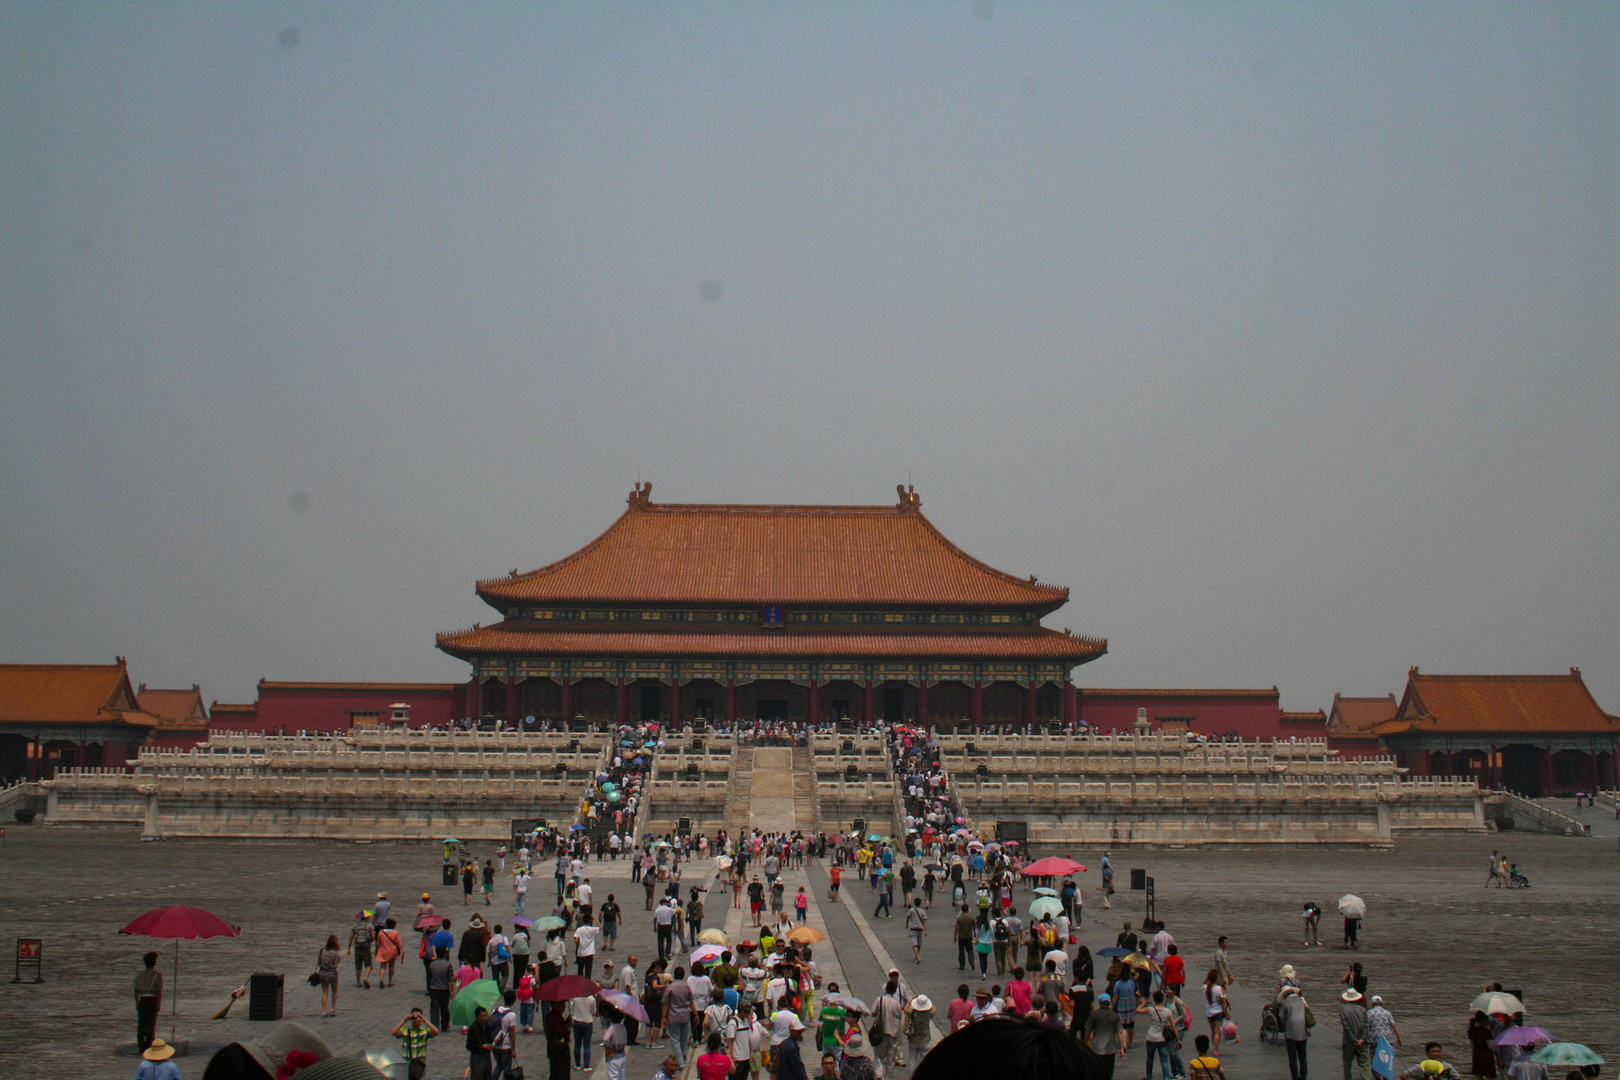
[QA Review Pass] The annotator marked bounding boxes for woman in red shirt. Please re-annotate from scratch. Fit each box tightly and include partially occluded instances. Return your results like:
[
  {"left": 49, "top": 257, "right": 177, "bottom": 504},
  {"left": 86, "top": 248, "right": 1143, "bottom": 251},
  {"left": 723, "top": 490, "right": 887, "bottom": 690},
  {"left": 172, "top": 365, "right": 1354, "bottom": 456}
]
[
  {"left": 946, "top": 984, "right": 976, "bottom": 1031},
  {"left": 696, "top": 1032, "right": 734, "bottom": 1080}
]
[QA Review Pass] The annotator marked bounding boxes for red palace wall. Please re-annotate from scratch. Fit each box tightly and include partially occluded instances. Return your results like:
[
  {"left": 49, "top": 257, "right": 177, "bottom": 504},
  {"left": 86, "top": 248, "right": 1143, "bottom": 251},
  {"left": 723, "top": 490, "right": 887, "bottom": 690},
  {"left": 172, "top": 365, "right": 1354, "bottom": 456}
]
[
  {"left": 222, "top": 682, "right": 467, "bottom": 734},
  {"left": 1077, "top": 690, "right": 1323, "bottom": 741}
]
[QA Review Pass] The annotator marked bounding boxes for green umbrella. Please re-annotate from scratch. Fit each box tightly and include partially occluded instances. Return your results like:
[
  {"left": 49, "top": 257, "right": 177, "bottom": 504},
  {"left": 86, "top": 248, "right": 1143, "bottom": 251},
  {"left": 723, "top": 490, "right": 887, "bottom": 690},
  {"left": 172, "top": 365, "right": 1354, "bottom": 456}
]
[
  {"left": 1028, "top": 896, "right": 1063, "bottom": 919},
  {"left": 534, "top": 916, "right": 568, "bottom": 932},
  {"left": 1531, "top": 1044, "right": 1605, "bottom": 1068},
  {"left": 449, "top": 979, "right": 503, "bottom": 1027}
]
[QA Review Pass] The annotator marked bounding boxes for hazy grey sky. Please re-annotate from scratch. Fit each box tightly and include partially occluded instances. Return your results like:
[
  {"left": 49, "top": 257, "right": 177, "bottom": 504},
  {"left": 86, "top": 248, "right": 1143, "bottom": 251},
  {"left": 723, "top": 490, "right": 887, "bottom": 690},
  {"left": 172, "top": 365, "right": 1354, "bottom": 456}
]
[{"left": 2, "top": 4, "right": 1617, "bottom": 712}]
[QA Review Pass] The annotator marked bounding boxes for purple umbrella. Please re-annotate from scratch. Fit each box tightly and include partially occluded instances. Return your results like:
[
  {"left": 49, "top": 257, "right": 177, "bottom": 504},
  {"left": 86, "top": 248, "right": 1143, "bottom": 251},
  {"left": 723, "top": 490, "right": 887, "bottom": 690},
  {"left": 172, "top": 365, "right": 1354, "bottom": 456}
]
[
  {"left": 1496, "top": 1028, "right": 1555, "bottom": 1047},
  {"left": 598, "top": 991, "right": 651, "bottom": 1023},
  {"left": 511, "top": 916, "right": 535, "bottom": 929}
]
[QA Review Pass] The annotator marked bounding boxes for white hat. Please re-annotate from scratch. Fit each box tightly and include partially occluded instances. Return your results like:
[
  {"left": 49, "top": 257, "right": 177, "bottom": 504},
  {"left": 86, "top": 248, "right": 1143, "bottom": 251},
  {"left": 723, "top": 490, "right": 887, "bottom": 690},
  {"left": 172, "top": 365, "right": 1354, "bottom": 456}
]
[
  {"left": 1342, "top": 989, "right": 1364, "bottom": 1003},
  {"left": 910, "top": 994, "right": 934, "bottom": 1011}
]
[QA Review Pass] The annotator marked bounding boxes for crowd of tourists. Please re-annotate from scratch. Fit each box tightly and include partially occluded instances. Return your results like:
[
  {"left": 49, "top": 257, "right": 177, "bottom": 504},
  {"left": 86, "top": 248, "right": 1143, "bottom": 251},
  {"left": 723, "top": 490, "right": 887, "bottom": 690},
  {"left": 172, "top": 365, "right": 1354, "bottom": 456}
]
[{"left": 134, "top": 718, "right": 1601, "bottom": 1080}]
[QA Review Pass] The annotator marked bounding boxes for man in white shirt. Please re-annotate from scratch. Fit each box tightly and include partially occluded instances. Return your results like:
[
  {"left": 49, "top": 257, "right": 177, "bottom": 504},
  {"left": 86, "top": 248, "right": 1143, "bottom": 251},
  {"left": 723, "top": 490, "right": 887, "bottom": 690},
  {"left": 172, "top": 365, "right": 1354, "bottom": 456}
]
[
  {"left": 577, "top": 879, "right": 594, "bottom": 910},
  {"left": 770, "top": 1001, "right": 805, "bottom": 1046},
  {"left": 653, "top": 900, "right": 676, "bottom": 962},
  {"left": 492, "top": 990, "right": 520, "bottom": 1078},
  {"left": 573, "top": 914, "right": 600, "bottom": 978},
  {"left": 1043, "top": 946, "right": 1070, "bottom": 981}
]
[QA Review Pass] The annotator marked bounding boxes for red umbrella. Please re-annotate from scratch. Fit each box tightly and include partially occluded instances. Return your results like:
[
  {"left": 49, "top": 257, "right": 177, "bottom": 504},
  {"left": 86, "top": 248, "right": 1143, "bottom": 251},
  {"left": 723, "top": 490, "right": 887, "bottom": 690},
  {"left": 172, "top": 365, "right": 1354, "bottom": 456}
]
[
  {"left": 414, "top": 914, "right": 444, "bottom": 931},
  {"left": 119, "top": 905, "right": 242, "bottom": 1040},
  {"left": 1021, "top": 857, "right": 1087, "bottom": 877},
  {"left": 535, "top": 974, "right": 602, "bottom": 1001}
]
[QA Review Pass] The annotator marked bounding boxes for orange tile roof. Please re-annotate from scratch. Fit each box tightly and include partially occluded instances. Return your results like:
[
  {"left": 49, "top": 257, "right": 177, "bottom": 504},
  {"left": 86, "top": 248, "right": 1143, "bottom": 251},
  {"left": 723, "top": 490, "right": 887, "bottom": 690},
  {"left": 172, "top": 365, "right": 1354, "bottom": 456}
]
[
  {"left": 477, "top": 488, "right": 1070, "bottom": 609},
  {"left": 137, "top": 686, "right": 208, "bottom": 730},
  {"left": 1281, "top": 710, "right": 1327, "bottom": 722},
  {"left": 437, "top": 623, "right": 1106, "bottom": 663},
  {"left": 1380, "top": 670, "right": 1618, "bottom": 736},
  {"left": 1328, "top": 694, "right": 1399, "bottom": 733},
  {"left": 0, "top": 661, "right": 142, "bottom": 726}
]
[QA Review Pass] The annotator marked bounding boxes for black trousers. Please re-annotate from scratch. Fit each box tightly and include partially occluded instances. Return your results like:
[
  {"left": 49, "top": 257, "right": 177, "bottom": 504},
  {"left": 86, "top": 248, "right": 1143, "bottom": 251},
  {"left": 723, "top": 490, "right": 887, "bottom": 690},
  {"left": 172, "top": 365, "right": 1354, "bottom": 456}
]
[
  {"left": 957, "top": 939, "right": 974, "bottom": 969},
  {"left": 136, "top": 996, "right": 159, "bottom": 1051},
  {"left": 549, "top": 1042, "right": 572, "bottom": 1080},
  {"left": 430, "top": 988, "right": 452, "bottom": 1029}
]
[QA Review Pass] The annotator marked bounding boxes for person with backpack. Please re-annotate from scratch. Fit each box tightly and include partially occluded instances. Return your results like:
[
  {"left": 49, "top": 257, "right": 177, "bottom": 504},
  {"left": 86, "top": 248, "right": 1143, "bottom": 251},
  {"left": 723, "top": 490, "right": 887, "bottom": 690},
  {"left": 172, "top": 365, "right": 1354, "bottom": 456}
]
[
  {"left": 492, "top": 988, "right": 520, "bottom": 1080},
  {"left": 488, "top": 925, "right": 512, "bottom": 990},
  {"left": 991, "top": 916, "right": 1011, "bottom": 976},
  {"left": 348, "top": 912, "right": 376, "bottom": 989}
]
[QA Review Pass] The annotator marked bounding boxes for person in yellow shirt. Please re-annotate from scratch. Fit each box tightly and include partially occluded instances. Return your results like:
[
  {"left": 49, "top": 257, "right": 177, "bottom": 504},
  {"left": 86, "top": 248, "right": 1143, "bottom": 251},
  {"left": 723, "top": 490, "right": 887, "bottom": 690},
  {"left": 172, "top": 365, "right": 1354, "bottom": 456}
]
[
  {"left": 1189, "top": 1034, "right": 1226, "bottom": 1080},
  {"left": 856, "top": 847, "right": 872, "bottom": 881}
]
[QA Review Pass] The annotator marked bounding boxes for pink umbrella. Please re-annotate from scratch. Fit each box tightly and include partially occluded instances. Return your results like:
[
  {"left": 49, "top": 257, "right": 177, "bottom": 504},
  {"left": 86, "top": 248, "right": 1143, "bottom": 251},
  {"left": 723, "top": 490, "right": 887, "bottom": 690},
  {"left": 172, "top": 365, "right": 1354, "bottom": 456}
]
[
  {"left": 1022, "top": 857, "right": 1087, "bottom": 877},
  {"left": 119, "top": 906, "right": 242, "bottom": 1040},
  {"left": 599, "top": 990, "right": 651, "bottom": 1023}
]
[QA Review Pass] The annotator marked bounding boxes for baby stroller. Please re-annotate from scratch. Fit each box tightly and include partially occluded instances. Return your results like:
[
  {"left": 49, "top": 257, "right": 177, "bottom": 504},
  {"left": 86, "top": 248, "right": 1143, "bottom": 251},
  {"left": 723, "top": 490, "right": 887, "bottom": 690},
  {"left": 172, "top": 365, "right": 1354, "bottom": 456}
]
[{"left": 1507, "top": 867, "right": 1531, "bottom": 889}]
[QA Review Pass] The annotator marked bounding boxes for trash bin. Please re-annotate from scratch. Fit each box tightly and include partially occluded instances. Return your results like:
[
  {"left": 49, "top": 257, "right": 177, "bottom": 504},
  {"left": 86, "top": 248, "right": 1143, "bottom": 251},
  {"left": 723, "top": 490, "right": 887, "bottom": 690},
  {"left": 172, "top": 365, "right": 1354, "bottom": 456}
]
[
  {"left": 1131, "top": 869, "right": 1147, "bottom": 891},
  {"left": 248, "top": 972, "right": 284, "bottom": 1021},
  {"left": 442, "top": 864, "right": 457, "bottom": 887}
]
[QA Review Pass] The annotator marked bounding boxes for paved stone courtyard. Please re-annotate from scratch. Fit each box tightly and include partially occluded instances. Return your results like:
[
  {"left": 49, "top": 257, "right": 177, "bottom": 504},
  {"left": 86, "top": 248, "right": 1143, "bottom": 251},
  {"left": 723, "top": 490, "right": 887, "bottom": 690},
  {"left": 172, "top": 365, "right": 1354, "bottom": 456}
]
[{"left": 0, "top": 819, "right": 1614, "bottom": 1079}]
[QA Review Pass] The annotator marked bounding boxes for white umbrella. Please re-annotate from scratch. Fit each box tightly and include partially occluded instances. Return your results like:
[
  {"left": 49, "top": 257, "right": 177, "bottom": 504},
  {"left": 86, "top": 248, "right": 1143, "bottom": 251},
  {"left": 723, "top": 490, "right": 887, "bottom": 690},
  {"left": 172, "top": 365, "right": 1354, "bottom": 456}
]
[
  {"left": 1471, "top": 992, "right": 1526, "bottom": 1016},
  {"left": 1337, "top": 894, "right": 1367, "bottom": 919}
]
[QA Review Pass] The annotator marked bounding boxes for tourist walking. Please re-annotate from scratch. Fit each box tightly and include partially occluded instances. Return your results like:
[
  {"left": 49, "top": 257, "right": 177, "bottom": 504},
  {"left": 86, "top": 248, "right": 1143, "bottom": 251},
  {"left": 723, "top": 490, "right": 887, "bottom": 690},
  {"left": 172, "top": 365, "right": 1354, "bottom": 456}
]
[
  {"left": 573, "top": 912, "right": 599, "bottom": 977},
  {"left": 427, "top": 947, "right": 454, "bottom": 1029},
  {"left": 348, "top": 912, "right": 375, "bottom": 989},
  {"left": 1468, "top": 1011, "right": 1497, "bottom": 1078},
  {"left": 133, "top": 951, "right": 163, "bottom": 1054},
  {"left": 570, "top": 989, "right": 598, "bottom": 1072},
  {"left": 317, "top": 934, "right": 342, "bottom": 1016},
  {"left": 1201, "top": 969, "right": 1226, "bottom": 1054},
  {"left": 906, "top": 899, "right": 928, "bottom": 963},
  {"left": 467, "top": 1005, "right": 496, "bottom": 1080},
  {"left": 376, "top": 918, "right": 402, "bottom": 988},
  {"left": 1280, "top": 986, "right": 1310, "bottom": 1080},
  {"left": 545, "top": 993, "right": 573, "bottom": 1080},
  {"left": 1340, "top": 988, "right": 1370, "bottom": 1080},
  {"left": 1138, "top": 990, "right": 1179, "bottom": 1080}
]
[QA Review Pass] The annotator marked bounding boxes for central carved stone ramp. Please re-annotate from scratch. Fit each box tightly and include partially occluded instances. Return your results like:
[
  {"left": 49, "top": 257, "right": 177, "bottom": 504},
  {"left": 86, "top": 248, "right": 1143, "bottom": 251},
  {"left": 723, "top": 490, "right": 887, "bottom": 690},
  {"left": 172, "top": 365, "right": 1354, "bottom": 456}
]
[
  {"left": 791, "top": 746, "right": 819, "bottom": 834},
  {"left": 748, "top": 746, "right": 802, "bottom": 834},
  {"left": 725, "top": 747, "right": 754, "bottom": 834}
]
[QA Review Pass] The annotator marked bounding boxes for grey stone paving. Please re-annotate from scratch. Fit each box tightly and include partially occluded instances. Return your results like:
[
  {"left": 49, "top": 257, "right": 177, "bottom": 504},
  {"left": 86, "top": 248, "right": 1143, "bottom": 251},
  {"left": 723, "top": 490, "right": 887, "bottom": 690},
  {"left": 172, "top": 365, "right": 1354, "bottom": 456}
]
[
  {"left": 2, "top": 825, "right": 1615, "bottom": 1079},
  {"left": 807, "top": 833, "right": 1620, "bottom": 1077}
]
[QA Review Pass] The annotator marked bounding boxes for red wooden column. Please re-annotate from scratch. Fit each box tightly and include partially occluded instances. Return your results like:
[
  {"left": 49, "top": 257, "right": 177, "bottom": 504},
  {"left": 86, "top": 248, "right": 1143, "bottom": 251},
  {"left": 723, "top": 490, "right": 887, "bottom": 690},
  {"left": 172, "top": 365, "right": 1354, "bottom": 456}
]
[
  {"left": 1538, "top": 745, "right": 1553, "bottom": 796},
  {"left": 614, "top": 678, "right": 628, "bottom": 726},
  {"left": 862, "top": 680, "right": 875, "bottom": 726},
  {"left": 724, "top": 679, "right": 737, "bottom": 726},
  {"left": 670, "top": 679, "right": 681, "bottom": 728},
  {"left": 915, "top": 681, "right": 929, "bottom": 726},
  {"left": 1062, "top": 680, "right": 1077, "bottom": 727},
  {"left": 1024, "top": 682, "right": 1038, "bottom": 727},
  {"left": 807, "top": 681, "right": 820, "bottom": 726},
  {"left": 505, "top": 678, "right": 519, "bottom": 726},
  {"left": 465, "top": 677, "right": 480, "bottom": 720},
  {"left": 560, "top": 678, "right": 573, "bottom": 723},
  {"left": 970, "top": 682, "right": 983, "bottom": 731}
]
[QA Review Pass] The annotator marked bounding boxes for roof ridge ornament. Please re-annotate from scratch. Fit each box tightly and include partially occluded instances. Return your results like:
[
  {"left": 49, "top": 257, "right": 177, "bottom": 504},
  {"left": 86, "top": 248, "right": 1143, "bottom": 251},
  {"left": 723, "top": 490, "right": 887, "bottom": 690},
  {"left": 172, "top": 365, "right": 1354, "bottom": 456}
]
[
  {"left": 629, "top": 481, "right": 654, "bottom": 508},
  {"left": 895, "top": 483, "right": 920, "bottom": 510}
]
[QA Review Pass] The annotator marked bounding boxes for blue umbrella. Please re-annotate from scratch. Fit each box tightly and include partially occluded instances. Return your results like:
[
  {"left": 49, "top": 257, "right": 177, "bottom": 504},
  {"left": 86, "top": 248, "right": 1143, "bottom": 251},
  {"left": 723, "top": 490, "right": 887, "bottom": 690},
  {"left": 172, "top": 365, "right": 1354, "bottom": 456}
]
[{"left": 1096, "top": 947, "right": 1129, "bottom": 958}]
